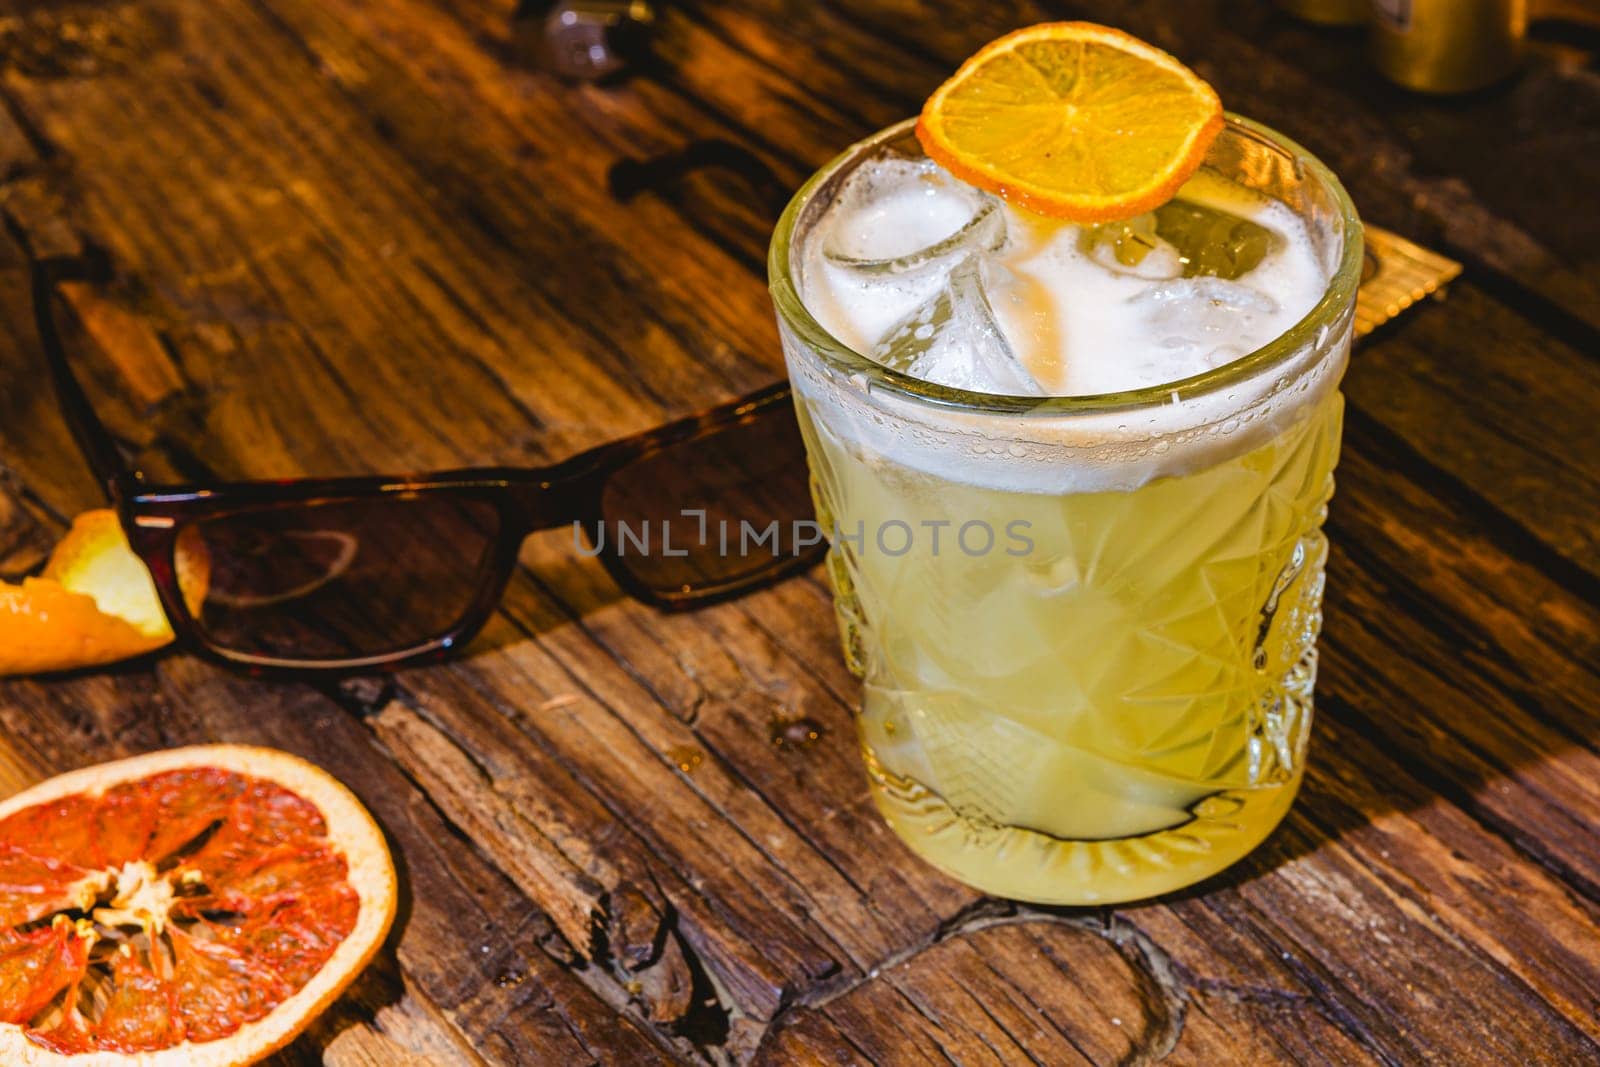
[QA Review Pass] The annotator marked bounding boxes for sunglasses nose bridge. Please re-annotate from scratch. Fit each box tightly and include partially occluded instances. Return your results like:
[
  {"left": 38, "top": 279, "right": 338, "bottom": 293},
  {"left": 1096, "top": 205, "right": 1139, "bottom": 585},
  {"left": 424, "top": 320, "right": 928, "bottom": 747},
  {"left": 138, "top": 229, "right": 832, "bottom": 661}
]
[{"left": 504, "top": 474, "right": 596, "bottom": 534}]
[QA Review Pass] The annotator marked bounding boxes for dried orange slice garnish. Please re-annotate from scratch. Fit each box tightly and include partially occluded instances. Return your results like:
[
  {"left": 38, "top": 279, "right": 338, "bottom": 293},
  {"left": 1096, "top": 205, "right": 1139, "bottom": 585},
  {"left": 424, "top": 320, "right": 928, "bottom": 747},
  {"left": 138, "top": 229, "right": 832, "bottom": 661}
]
[
  {"left": 0, "top": 510, "right": 208, "bottom": 676},
  {"left": 916, "top": 22, "right": 1224, "bottom": 222}
]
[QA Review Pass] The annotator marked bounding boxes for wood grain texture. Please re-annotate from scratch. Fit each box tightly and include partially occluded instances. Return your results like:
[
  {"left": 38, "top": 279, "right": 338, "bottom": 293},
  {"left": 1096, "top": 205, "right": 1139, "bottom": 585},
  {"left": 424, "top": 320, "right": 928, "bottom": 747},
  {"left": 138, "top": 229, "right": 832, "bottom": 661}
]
[{"left": 0, "top": 0, "right": 1596, "bottom": 1062}]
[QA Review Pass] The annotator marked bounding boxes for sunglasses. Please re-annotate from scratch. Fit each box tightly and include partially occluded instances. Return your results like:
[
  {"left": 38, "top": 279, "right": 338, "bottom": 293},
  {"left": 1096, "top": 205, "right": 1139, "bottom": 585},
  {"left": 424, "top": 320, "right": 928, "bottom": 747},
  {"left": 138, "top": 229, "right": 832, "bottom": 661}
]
[{"left": 33, "top": 246, "right": 822, "bottom": 671}]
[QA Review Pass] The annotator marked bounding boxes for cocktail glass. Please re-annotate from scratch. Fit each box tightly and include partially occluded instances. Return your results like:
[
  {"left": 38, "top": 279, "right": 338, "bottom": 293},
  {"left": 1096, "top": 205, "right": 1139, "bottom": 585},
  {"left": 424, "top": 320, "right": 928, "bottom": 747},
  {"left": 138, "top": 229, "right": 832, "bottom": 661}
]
[{"left": 768, "top": 116, "right": 1362, "bottom": 904}]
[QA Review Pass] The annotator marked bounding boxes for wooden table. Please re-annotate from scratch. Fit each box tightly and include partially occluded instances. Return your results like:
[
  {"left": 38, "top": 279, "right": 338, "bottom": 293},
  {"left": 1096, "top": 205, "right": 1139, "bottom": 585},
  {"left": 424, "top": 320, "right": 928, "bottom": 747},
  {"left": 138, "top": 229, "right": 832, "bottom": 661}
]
[{"left": 1, "top": 1, "right": 1596, "bottom": 1063}]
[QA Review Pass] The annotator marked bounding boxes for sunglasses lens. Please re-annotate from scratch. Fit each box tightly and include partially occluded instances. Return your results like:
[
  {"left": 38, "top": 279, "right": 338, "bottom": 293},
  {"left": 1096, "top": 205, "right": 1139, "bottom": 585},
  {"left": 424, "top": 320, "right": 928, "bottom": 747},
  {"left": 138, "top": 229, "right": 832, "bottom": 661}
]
[
  {"left": 175, "top": 495, "right": 501, "bottom": 664},
  {"left": 598, "top": 400, "right": 820, "bottom": 602}
]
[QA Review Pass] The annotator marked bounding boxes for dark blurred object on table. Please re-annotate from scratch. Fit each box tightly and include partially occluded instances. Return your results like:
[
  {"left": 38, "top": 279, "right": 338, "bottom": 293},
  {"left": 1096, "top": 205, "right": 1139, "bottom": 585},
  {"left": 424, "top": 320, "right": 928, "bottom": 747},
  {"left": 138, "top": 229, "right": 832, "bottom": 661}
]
[
  {"left": 1279, "top": 0, "right": 1600, "bottom": 93},
  {"left": 512, "top": 0, "right": 656, "bottom": 82},
  {"left": 1275, "top": 0, "right": 1368, "bottom": 26}
]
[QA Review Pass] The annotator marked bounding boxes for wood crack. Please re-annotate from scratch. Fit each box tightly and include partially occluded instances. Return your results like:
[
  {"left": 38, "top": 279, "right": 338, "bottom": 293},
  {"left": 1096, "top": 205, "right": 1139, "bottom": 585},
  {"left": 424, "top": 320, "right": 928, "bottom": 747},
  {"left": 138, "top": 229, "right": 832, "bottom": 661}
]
[{"left": 348, "top": 701, "right": 700, "bottom": 1063}]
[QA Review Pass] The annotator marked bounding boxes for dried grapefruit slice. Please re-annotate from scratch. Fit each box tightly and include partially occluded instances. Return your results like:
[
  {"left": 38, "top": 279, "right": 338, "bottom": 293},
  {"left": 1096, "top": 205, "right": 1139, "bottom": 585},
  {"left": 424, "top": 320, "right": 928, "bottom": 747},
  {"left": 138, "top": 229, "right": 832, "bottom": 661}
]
[
  {"left": 0, "top": 746, "right": 396, "bottom": 1065},
  {"left": 916, "top": 22, "right": 1224, "bottom": 222}
]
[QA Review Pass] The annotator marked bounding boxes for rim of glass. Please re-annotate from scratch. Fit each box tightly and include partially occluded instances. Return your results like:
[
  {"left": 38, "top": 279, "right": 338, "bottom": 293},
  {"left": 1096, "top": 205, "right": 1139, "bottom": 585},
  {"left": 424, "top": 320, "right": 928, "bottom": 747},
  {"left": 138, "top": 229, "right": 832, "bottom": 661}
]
[{"left": 768, "top": 114, "right": 1364, "bottom": 417}]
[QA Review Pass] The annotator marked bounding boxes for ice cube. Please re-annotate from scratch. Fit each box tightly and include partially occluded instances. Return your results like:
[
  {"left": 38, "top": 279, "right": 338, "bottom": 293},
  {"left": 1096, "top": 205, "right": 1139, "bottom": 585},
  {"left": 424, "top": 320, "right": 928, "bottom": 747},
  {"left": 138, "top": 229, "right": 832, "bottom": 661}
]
[
  {"left": 823, "top": 159, "right": 1005, "bottom": 276},
  {"left": 1130, "top": 278, "right": 1280, "bottom": 369},
  {"left": 871, "top": 256, "right": 1043, "bottom": 395},
  {"left": 1079, "top": 213, "right": 1183, "bottom": 280},
  {"left": 1154, "top": 199, "right": 1279, "bottom": 280}
]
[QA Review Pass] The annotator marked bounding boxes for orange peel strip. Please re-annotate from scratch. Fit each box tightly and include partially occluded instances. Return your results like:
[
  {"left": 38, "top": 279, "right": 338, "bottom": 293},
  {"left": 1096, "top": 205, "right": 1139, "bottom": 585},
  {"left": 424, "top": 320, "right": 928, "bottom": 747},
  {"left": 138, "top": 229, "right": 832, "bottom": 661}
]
[{"left": 0, "top": 509, "right": 207, "bottom": 676}]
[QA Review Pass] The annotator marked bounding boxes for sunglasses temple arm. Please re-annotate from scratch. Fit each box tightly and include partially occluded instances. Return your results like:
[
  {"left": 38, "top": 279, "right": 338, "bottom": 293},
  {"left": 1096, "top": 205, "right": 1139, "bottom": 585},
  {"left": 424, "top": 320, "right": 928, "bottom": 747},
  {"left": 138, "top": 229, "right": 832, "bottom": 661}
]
[{"left": 31, "top": 255, "right": 138, "bottom": 501}]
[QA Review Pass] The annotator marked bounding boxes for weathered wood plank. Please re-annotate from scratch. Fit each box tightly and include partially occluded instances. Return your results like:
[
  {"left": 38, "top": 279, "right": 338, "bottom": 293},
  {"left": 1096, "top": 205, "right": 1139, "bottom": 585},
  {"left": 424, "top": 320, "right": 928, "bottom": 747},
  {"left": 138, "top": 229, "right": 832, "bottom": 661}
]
[
  {"left": 759, "top": 912, "right": 1377, "bottom": 1066},
  {"left": 4, "top": 0, "right": 735, "bottom": 480},
  {"left": 1, "top": 0, "right": 1598, "bottom": 1062},
  {"left": 1318, "top": 434, "right": 1600, "bottom": 901},
  {"left": 0, "top": 466, "right": 54, "bottom": 578},
  {"left": 1343, "top": 289, "right": 1600, "bottom": 575},
  {"left": 315, "top": 985, "right": 491, "bottom": 1067}
]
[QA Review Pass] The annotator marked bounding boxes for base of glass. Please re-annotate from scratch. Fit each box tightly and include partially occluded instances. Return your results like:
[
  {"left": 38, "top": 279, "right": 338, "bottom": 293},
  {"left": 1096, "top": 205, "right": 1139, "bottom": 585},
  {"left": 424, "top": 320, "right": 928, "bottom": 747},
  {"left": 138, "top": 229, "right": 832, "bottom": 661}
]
[{"left": 864, "top": 747, "right": 1301, "bottom": 905}]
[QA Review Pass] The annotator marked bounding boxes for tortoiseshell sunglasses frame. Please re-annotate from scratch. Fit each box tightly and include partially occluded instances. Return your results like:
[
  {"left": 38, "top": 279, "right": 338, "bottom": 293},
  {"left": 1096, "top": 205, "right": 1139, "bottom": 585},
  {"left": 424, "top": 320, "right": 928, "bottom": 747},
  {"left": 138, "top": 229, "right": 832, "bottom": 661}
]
[{"left": 33, "top": 250, "right": 819, "bottom": 672}]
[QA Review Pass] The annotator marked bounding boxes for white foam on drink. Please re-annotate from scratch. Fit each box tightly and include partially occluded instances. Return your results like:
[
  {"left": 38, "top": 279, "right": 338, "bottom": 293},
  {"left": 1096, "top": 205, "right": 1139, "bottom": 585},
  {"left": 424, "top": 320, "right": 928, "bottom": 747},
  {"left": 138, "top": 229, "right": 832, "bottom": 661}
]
[
  {"left": 1002, "top": 176, "right": 1321, "bottom": 395},
  {"left": 787, "top": 159, "right": 1349, "bottom": 494}
]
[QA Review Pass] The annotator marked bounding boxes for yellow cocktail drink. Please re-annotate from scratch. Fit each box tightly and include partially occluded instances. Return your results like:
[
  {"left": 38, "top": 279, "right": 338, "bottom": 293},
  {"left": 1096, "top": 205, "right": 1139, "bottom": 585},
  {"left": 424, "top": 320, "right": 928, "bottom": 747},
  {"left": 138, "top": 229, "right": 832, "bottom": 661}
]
[
  {"left": 770, "top": 114, "right": 1361, "bottom": 904},
  {"left": 797, "top": 382, "right": 1340, "bottom": 902}
]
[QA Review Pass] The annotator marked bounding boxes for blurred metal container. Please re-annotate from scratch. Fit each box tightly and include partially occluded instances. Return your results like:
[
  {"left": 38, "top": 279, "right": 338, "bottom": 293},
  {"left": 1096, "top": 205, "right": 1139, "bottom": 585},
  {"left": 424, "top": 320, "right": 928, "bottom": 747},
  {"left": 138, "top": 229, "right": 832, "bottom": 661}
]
[
  {"left": 1275, "top": 0, "right": 1369, "bottom": 25},
  {"left": 1370, "top": 0, "right": 1527, "bottom": 93}
]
